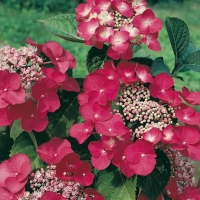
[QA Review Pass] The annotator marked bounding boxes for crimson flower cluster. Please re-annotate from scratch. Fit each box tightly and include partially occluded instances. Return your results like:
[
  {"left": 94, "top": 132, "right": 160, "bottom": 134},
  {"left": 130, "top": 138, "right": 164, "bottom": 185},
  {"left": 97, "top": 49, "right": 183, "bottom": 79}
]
[
  {"left": 70, "top": 59, "right": 200, "bottom": 199},
  {"left": 76, "top": 0, "right": 162, "bottom": 60},
  {"left": 0, "top": 40, "right": 80, "bottom": 132}
]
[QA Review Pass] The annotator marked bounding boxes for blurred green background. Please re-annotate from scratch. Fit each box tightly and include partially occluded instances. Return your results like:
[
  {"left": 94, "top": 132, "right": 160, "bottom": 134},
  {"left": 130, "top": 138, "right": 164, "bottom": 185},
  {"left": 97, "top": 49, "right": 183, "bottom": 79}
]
[{"left": 0, "top": 0, "right": 200, "bottom": 184}]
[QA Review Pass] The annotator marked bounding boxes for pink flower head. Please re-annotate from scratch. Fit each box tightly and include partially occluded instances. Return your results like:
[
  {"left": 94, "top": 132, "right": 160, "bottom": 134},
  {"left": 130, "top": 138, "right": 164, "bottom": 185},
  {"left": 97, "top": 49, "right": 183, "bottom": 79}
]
[
  {"left": 149, "top": 73, "right": 174, "bottom": 101},
  {"left": 56, "top": 153, "right": 82, "bottom": 181},
  {"left": 136, "top": 64, "right": 153, "bottom": 83},
  {"left": 124, "top": 139, "right": 156, "bottom": 176},
  {"left": 143, "top": 127, "right": 162, "bottom": 144},
  {"left": 21, "top": 99, "right": 48, "bottom": 132},
  {"left": 175, "top": 103, "right": 200, "bottom": 125},
  {"left": 77, "top": 18, "right": 100, "bottom": 41},
  {"left": 75, "top": 3, "right": 93, "bottom": 21},
  {"left": 36, "top": 137, "right": 73, "bottom": 164},
  {"left": 84, "top": 188, "right": 105, "bottom": 200},
  {"left": 95, "top": 114, "right": 130, "bottom": 136},
  {"left": 97, "top": 10, "right": 114, "bottom": 27},
  {"left": 133, "top": 9, "right": 162, "bottom": 35},
  {"left": 31, "top": 77, "right": 60, "bottom": 114},
  {"left": 42, "top": 41, "right": 76, "bottom": 73},
  {"left": 179, "top": 86, "right": 200, "bottom": 105},
  {"left": 109, "top": 31, "right": 130, "bottom": 54},
  {"left": 41, "top": 191, "right": 66, "bottom": 200},
  {"left": 112, "top": 0, "right": 134, "bottom": 18},
  {"left": 117, "top": 61, "right": 138, "bottom": 85},
  {"left": 69, "top": 120, "right": 95, "bottom": 144},
  {"left": 88, "top": 141, "right": 114, "bottom": 170},
  {"left": 95, "top": 0, "right": 111, "bottom": 11},
  {"left": 0, "top": 153, "right": 31, "bottom": 194},
  {"left": 171, "top": 125, "right": 200, "bottom": 160},
  {"left": 143, "top": 32, "right": 161, "bottom": 51},
  {"left": 0, "top": 70, "right": 25, "bottom": 107},
  {"left": 120, "top": 24, "right": 140, "bottom": 40},
  {"left": 161, "top": 125, "right": 175, "bottom": 144},
  {"left": 96, "top": 26, "right": 114, "bottom": 42},
  {"left": 73, "top": 162, "right": 94, "bottom": 186}
]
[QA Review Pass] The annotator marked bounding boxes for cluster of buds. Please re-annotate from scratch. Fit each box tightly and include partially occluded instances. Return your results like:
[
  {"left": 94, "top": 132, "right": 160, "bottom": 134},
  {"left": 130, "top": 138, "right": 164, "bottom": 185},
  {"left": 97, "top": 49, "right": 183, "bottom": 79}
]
[
  {"left": 76, "top": 0, "right": 162, "bottom": 60},
  {"left": 164, "top": 146, "right": 195, "bottom": 194},
  {"left": 0, "top": 44, "right": 43, "bottom": 91},
  {"left": 29, "top": 165, "right": 85, "bottom": 199},
  {"left": 115, "top": 82, "right": 176, "bottom": 139}
]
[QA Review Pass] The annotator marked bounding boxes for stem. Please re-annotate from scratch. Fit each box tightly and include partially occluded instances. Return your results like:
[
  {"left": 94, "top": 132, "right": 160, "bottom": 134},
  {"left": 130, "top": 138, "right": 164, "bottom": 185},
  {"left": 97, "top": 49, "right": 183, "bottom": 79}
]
[
  {"left": 39, "top": 61, "right": 53, "bottom": 65},
  {"left": 29, "top": 131, "right": 38, "bottom": 149}
]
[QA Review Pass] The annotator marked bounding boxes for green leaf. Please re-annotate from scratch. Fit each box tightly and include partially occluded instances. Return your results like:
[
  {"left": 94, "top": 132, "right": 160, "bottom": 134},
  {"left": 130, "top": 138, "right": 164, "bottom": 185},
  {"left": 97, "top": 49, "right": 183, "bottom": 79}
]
[
  {"left": 130, "top": 57, "right": 153, "bottom": 67},
  {"left": 181, "top": 50, "right": 200, "bottom": 72},
  {"left": 86, "top": 45, "right": 109, "bottom": 73},
  {"left": 38, "top": 14, "right": 84, "bottom": 43},
  {"left": 45, "top": 89, "right": 83, "bottom": 138},
  {"left": 138, "top": 149, "right": 171, "bottom": 200},
  {"left": 152, "top": 57, "right": 171, "bottom": 76},
  {"left": 10, "top": 132, "right": 46, "bottom": 171},
  {"left": 95, "top": 165, "right": 137, "bottom": 200},
  {"left": 0, "top": 134, "right": 14, "bottom": 162},
  {"left": 132, "top": 45, "right": 142, "bottom": 54},
  {"left": 165, "top": 17, "right": 190, "bottom": 59}
]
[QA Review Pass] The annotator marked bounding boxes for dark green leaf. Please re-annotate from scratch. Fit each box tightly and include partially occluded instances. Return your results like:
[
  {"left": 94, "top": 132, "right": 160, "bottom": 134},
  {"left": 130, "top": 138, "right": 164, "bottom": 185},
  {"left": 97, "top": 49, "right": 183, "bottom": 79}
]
[
  {"left": 138, "top": 149, "right": 171, "bottom": 200},
  {"left": 86, "top": 45, "right": 109, "bottom": 73},
  {"left": 45, "top": 89, "right": 83, "bottom": 138},
  {"left": 95, "top": 165, "right": 137, "bottom": 200},
  {"left": 130, "top": 57, "right": 153, "bottom": 67},
  {"left": 181, "top": 50, "right": 200, "bottom": 72},
  {"left": 0, "top": 134, "right": 13, "bottom": 162},
  {"left": 165, "top": 17, "right": 190, "bottom": 59},
  {"left": 152, "top": 57, "right": 171, "bottom": 76},
  {"left": 132, "top": 45, "right": 142, "bottom": 54},
  {"left": 38, "top": 14, "right": 84, "bottom": 43},
  {"left": 10, "top": 132, "right": 46, "bottom": 171}
]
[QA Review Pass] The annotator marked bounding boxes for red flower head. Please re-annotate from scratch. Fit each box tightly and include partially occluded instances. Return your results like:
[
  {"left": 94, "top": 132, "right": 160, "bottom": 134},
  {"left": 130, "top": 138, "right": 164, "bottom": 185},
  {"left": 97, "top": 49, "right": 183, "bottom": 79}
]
[
  {"left": 88, "top": 141, "right": 114, "bottom": 170},
  {"left": 84, "top": 188, "right": 105, "bottom": 200},
  {"left": 179, "top": 86, "right": 200, "bottom": 105},
  {"left": 143, "top": 127, "right": 162, "bottom": 144},
  {"left": 124, "top": 139, "right": 156, "bottom": 176},
  {"left": 0, "top": 70, "right": 25, "bottom": 107},
  {"left": 31, "top": 77, "right": 60, "bottom": 114},
  {"left": 150, "top": 73, "right": 174, "bottom": 101},
  {"left": 36, "top": 137, "right": 73, "bottom": 164},
  {"left": 42, "top": 41, "right": 76, "bottom": 73},
  {"left": 0, "top": 153, "right": 31, "bottom": 194},
  {"left": 175, "top": 103, "right": 200, "bottom": 125},
  {"left": 178, "top": 186, "right": 200, "bottom": 200},
  {"left": 69, "top": 120, "right": 95, "bottom": 144},
  {"left": 95, "top": 114, "right": 130, "bottom": 136},
  {"left": 171, "top": 125, "right": 200, "bottom": 160},
  {"left": 165, "top": 177, "right": 179, "bottom": 199},
  {"left": 21, "top": 99, "right": 48, "bottom": 132}
]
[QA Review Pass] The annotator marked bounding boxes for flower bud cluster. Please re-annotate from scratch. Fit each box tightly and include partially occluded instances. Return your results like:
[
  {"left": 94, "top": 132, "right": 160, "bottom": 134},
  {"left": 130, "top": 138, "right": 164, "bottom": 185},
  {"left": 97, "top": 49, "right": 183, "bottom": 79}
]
[
  {"left": 115, "top": 83, "right": 175, "bottom": 139},
  {"left": 28, "top": 165, "right": 85, "bottom": 200},
  {"left": 0, "top": 44, "right": 43, "bottom": 91},
  {"left": 164, "top": 146, "right": 195, "bottom": 194}
]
